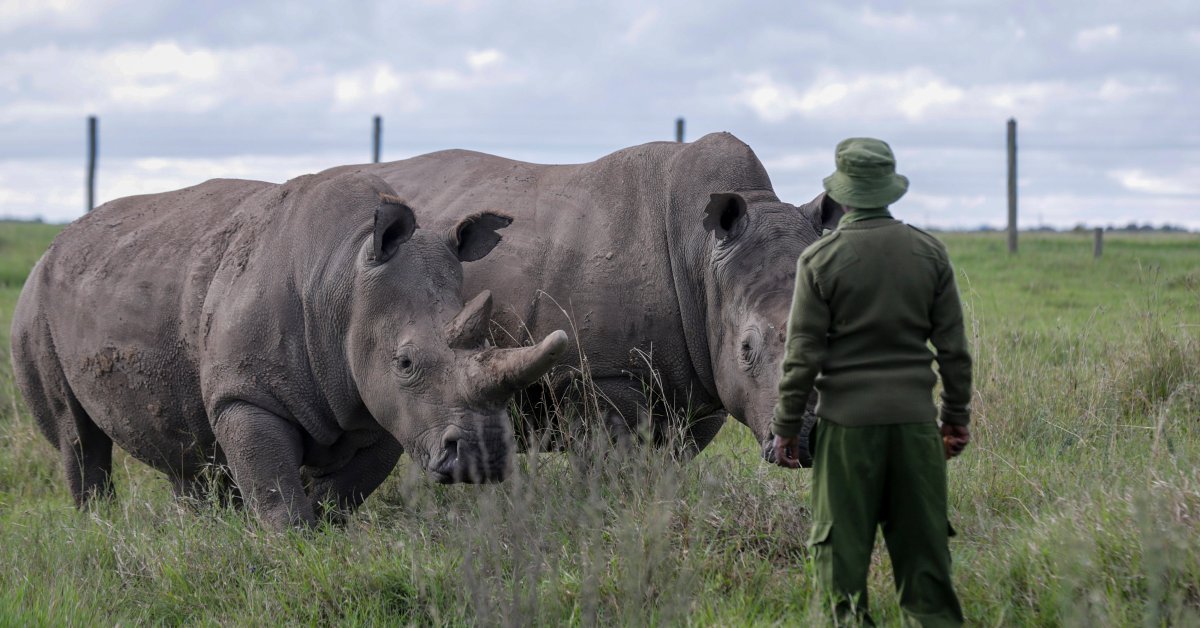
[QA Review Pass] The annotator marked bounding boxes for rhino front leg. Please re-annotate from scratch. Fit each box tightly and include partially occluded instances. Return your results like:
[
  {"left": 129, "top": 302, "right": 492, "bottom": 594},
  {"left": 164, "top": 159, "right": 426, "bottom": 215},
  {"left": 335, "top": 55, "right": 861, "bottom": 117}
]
[
  {"left": 676, "top": 411, "right": 727, "bottom": 459},
  {"left": 591, "top": 378, "right": 726, "bottom": 457},
  {"left": 306, "top": 435, "right": 404, "bottom": 522},
  {"left": 587, "top": 377, "right": 647, "bottom": 446},
  {"left": 214, "top": 402, "right": 315, "bottom": 530}
]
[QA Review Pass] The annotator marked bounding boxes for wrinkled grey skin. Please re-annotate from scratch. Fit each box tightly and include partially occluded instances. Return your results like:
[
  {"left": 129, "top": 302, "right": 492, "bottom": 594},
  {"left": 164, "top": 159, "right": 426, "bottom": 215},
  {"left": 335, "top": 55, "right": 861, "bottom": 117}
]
[
  {"left": 331, "top": 133, "right": 842, "bottom": 461},
  {"left": 10, "top": 171, "right": 567, "bottom": 529}
]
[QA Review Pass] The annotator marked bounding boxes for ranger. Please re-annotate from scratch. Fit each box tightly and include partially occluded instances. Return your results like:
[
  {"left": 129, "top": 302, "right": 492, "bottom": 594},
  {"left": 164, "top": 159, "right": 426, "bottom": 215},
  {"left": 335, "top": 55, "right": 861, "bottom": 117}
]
[{"left": 771, "top": 138, "right": 972, "bottom": 626}]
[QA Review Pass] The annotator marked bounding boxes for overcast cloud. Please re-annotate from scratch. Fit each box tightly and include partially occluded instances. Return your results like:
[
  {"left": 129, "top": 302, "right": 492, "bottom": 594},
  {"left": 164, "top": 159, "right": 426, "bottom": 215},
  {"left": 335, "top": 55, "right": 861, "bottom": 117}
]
[{"left": 1, "top": 0, "right": 1197, "bottom": 228}]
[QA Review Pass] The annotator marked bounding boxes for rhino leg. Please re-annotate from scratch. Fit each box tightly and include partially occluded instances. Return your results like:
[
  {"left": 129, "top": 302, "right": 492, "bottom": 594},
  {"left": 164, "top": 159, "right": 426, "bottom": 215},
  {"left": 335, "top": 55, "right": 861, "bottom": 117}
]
[
  {"left": 61, "top": 404, "right": 115, "bottom": 506},
  {"left": 305, "top": 435, "right": 404, "bottom": 522},
  {"left": 675, "top": 411, "right": 727, "bottom": 459},
  {"left": 214, "top": 402, "right": 315, "bottom": 530},
  {"left": 589, "top": 378, "right": 648, "bottom": 444},
  {"left": 586, "top": 378, "right": 726, "bottom": 458},
  {"left": 12, "top": 340, "right": 114, "bottom": 506}
]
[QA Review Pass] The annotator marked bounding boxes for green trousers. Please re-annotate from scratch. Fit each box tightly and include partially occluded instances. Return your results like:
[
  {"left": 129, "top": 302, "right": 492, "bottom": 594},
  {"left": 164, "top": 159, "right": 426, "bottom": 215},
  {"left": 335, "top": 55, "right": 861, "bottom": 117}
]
[{"left": 808, "top": 420, "right": 964, "bottom": 627}]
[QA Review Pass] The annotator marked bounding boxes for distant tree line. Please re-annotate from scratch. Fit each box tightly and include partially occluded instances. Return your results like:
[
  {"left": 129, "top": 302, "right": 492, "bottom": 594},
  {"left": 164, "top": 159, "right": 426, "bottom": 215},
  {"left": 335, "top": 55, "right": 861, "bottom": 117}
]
[
  {"left": 972, "top": 223, "right": 1193, "bottom": 234},
  {"left": 1077, "top": 223, "right": 1193, "bottom": 233}
]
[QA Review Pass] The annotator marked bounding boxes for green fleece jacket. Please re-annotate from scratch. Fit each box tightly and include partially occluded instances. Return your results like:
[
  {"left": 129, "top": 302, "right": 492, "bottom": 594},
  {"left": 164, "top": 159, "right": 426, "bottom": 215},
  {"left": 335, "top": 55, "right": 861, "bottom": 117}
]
[{"left": 771, "top": 210, "right": 972, "bottom": 436}]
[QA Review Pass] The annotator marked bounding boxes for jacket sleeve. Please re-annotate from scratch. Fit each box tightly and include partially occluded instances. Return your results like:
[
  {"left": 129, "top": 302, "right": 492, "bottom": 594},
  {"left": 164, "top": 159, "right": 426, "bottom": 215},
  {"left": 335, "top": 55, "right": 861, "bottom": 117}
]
[
  {"left": 930, "top": 258, "right": 973, "bottom": 426},
  {"left": 771, "top": 258, "right": 831, "bottom": 438}
]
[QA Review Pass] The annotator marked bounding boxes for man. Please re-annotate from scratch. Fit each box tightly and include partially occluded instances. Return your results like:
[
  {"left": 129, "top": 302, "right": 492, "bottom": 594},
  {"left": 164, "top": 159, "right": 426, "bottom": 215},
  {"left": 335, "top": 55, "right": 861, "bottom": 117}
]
[{"left": 771, "top": 138, "right": 972, "bottom": 626}]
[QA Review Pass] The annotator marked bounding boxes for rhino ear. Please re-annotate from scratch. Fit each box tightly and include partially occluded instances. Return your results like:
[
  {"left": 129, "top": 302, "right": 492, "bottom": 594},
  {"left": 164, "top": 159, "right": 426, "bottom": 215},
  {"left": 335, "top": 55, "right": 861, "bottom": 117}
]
[
  {"left": 372, "top": 195, "right": 418, "bottom": 263},
  {"left": 819, "top": 193, "right": 845, "bottom": 231},
  {"left": 703, "top": 192, "right": 748, "bottom": 241},
  {"left": 450, "top": 212, "right": 513, "bottom": 262}
]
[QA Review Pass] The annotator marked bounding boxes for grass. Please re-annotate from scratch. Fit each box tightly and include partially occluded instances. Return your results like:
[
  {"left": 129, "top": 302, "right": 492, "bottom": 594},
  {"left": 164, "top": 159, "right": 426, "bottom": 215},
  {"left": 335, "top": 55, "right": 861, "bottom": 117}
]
[{"left": 1, "top": 222, "right": 1198, "bottom": 625}]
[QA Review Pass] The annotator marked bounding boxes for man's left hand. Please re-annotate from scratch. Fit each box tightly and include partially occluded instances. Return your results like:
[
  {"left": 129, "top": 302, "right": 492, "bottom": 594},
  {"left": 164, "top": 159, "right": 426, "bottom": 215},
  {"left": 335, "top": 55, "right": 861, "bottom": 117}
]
[{"left": 772, "top": 434, "right": 802, "bottom": 469}]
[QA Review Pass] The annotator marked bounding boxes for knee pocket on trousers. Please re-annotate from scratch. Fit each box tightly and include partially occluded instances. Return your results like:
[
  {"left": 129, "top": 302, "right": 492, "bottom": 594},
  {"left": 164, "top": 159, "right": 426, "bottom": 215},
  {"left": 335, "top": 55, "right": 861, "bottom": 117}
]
[{"left": 808, "top": 520, "right": 833, "bottom": 547}]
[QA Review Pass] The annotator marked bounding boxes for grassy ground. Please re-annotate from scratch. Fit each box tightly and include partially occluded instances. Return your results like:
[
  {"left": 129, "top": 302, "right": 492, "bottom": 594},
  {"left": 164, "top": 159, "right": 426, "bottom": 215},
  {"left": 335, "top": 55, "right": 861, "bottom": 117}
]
[{"left": 1, "top": 223, "right": 1197, "bottom": 625}]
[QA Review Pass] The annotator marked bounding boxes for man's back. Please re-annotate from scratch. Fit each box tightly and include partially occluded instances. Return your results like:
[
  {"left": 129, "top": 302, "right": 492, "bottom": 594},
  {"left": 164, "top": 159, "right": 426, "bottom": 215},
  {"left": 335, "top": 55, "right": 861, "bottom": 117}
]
[{"left": 798, "top": 217, "right": 970, "bottom": 427}]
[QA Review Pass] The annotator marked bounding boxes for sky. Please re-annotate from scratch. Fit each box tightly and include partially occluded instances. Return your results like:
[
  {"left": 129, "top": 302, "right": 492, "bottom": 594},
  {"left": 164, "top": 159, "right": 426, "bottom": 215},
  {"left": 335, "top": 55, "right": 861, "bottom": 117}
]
[{"left": 1, "top": 0, "right": 1198, "bottom": 229}]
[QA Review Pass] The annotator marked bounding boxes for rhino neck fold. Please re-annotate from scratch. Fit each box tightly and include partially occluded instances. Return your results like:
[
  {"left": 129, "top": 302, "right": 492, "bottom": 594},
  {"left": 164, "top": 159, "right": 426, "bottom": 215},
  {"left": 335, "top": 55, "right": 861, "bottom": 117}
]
[
  {"left": 290, "top": 202, "right": 374, "bottom": 435},
  {"left": 660, "top": 135, "right": 779, "bottom": 407},
  {"left": 662, "top": 203, "right": 719, "bottom": 403}
]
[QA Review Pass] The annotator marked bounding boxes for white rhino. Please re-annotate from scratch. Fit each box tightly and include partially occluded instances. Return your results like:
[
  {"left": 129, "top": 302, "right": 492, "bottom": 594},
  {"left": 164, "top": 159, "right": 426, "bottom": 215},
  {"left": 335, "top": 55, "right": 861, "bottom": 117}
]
[{"left": 11, "top": 171, "right": 566, "bottom": 529}]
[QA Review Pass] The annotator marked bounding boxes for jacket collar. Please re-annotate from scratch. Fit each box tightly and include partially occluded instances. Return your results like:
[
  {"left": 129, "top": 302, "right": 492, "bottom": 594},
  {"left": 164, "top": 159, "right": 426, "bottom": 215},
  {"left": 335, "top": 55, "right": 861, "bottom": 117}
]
[
  {"left": 839, "top": 215, "right": 901, "bottom": 231},
  {"left": 839, "top": 207, "right": 893, "bottom": 226}
]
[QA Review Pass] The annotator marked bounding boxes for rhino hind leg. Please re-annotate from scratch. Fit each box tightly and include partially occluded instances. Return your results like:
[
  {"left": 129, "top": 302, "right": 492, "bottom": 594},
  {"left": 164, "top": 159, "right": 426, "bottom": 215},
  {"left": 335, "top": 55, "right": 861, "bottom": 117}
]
[
  {"left": 39, "top": 388, "right": 114, "bottom": 506},
  {"left": 11, "top": 327, "right": 114, "bottom": 506},
  {"left": 60, "top": 401, "right": 115, "bottom": 506}
]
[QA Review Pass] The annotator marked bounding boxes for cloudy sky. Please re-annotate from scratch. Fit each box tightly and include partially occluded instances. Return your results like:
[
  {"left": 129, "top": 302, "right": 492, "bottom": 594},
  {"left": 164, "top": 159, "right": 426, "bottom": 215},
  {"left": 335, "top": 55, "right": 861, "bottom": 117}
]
[{"left": 1, "top": 0, "right": 1198, "bottom": 228}]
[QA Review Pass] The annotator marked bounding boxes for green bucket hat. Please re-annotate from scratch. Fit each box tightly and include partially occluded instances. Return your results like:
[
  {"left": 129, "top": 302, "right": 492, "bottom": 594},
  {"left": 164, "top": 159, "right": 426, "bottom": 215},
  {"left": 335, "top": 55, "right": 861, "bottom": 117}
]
[{"left": 822, "top": 137, "right": 909, "bottom": 208}]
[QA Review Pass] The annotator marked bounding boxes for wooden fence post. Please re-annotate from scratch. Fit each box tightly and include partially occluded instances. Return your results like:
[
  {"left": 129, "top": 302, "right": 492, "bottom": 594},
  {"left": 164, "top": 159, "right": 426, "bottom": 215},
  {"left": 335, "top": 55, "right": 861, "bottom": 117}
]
[
  {"left": 1093, "top": 228, "right": 1103, "bottom": 259},
  {"left": 1007, "top": 118, "right": 1017, "bottom": 254},
  {"left": 675, "top": 117, "right": 685, "bottom": 143},
  {"left": 372, "top": 115, "right": 382, "bottom": 163},
  {"left": 87, "top": 115, "right": 98, "bottom": 212}
]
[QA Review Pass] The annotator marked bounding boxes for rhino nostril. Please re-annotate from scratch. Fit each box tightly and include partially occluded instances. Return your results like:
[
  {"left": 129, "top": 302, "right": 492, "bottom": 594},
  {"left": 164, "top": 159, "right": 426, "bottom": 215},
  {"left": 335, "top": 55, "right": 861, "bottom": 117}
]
[
  {"left": 442, "top": 425, "right": 463, "bottom": 447},
  {"left": 440, "top": 426, "right": 465, "bottom": 467}
]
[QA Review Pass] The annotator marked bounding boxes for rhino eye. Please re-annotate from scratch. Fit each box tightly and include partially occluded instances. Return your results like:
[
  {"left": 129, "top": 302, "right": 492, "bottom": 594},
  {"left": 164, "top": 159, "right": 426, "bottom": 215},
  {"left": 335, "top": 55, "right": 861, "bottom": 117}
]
[
  {"left": 394, "top": 346, "right": 419, "bottom": 379},
  {"left": 737, "top": 329, "right": 762, "bottom": 368}
]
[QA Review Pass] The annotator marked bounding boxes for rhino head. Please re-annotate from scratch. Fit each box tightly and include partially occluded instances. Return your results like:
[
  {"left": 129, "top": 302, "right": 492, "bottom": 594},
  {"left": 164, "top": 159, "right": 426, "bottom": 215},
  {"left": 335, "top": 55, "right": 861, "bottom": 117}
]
[
  {"left": 675, "top": 132, "right": 842, "bottom": 466},
  {"left": 346, "top": 198, "right": 567, "bottom": 483}
]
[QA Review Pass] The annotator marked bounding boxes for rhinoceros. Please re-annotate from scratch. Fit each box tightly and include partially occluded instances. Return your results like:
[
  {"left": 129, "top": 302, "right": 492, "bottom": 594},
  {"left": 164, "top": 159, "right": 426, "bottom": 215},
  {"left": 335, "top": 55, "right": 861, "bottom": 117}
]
[
  {"left": 331, "top": 132, "right": 841, "bottom": 462},
  {"left": 10, "top": 170, "right": 567, "bottom": 529}
]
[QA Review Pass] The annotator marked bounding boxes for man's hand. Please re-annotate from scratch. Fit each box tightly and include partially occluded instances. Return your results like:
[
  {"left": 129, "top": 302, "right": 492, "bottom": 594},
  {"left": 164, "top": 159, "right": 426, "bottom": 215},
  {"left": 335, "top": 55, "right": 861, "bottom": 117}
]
[
  {"left": 941, "top": 424, "right": 970, "bottom": 459},
  {"left": 772, "top": 434, "right": 803, "bottom": 469}
]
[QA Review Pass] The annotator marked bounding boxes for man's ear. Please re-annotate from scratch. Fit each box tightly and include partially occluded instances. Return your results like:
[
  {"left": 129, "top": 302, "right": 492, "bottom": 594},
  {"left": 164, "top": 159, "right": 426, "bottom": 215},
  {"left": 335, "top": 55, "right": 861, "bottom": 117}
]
[
  {"left": 702, "top": 192, "right": 748, "bottom": 241},
  {"left": 450, "top": 212, "right": 513, "bottom": 262},
  {"left": 372, "top": 195, "right": 418, "bottom": 263},
  {"left": 819, "top": 193, "right": 845, "bottom": 231}
]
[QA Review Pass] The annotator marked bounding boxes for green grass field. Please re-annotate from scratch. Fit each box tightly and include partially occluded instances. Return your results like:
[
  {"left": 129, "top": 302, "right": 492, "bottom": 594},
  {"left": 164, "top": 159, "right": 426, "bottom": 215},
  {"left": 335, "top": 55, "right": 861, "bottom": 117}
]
[{"left": 1, "top": 223, "right": 1197, "bottom": 625}]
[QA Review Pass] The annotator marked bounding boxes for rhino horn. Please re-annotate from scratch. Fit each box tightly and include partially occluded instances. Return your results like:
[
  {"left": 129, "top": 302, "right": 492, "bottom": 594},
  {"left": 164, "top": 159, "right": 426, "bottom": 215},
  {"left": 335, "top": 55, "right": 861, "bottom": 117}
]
[
  {"left": 446, "top": 290, "right": 493, "bottom": 349},
  {"left": 479, "top": 330, "right": 569, "bottom": 399}
]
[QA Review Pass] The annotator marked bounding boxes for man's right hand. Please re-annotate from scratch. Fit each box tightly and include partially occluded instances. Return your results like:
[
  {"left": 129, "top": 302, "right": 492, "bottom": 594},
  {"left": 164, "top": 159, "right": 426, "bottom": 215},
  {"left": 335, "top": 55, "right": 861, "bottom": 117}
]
[
  {"left": 771, "top": 434, "right": 803, "bottom": 469},
  {"left": 941, "top": 424, "right": 970, "bottom": 459}
]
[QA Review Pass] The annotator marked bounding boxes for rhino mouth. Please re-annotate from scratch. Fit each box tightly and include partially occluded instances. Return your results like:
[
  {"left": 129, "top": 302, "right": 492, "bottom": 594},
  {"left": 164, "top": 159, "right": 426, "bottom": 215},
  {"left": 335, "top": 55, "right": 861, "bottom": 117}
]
[
  {"left": 429, "top": 446, "right": 459, "bottom": 484},
  {"left": 429, "top": 433, "right": 510, "bottom": 484},
  {"left": 759, "top": 411, "right": 817, "bottom": 468}
]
